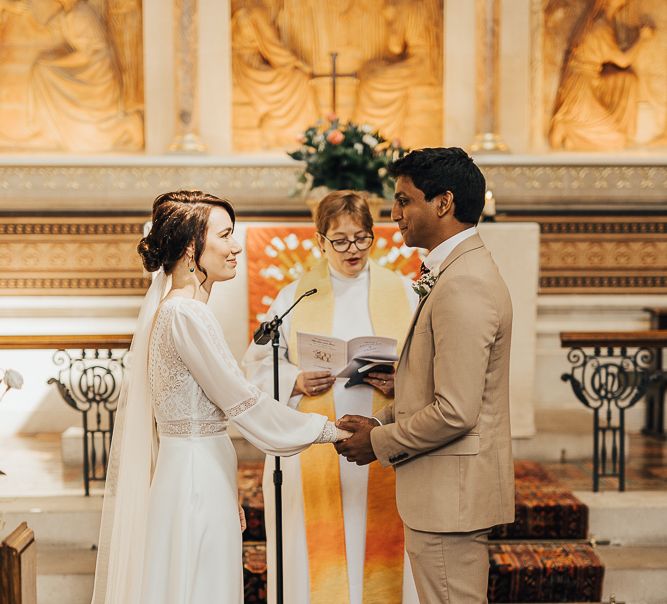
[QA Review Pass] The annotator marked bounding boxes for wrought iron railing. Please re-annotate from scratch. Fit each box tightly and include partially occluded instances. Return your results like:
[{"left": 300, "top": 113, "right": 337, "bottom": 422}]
[
  {"left": 643, "top": 308, "right": 667, "bottom": 438},
  {"left": 560, "top": 331, "right": 667, "bottom": 491},
  {"left": 0, "top": 335, "right": 132, "bottom": 496}
]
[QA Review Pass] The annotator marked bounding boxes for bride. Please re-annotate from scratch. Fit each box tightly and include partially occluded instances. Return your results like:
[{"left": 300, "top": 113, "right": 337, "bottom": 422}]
[{"left": 92, "top": 190, "right": 350, "bottom": 604}]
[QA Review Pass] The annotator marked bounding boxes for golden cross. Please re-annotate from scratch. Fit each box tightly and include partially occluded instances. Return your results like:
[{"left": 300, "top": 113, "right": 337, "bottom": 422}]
[{"left": 312, "top": 52, "right": 357, "bottom": 114}]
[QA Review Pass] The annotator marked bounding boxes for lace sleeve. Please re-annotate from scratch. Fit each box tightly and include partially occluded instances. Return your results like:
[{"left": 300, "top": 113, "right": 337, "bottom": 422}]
[
  {"left": 172, "top": 300, "right": 331, "bottom": 456},
  {"left": 226, "top": 396, "right": 259, "bottom": 418},
  {"left": 314, "top": 421, "right": 349, "bottom": 443}
]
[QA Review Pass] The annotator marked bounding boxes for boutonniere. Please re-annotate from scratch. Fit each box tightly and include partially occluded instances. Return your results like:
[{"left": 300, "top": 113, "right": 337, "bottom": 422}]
[{"left": 411, "top": 272, "right": 438, "bottom": 299}]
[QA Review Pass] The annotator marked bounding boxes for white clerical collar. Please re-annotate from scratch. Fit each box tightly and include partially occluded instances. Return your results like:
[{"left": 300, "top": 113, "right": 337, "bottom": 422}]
[
  {"left": 328, "top": 260, "right": 370, "bottom": 283},
  {"left": 423, "top": 227, "right": 477, "bottom": 273}
]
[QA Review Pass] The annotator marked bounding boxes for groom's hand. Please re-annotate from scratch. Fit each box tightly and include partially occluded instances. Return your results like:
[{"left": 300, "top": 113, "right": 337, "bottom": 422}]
[{"left": 334, "top": 415, "right": 378, "bottom": 465}]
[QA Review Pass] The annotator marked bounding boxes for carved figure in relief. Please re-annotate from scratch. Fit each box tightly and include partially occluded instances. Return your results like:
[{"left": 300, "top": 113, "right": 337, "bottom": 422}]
[
  {"left": 0, "top": 0, "right": 143, "bottom": 152},
  {"left": 106, "top": 0, "right": 144, "bottom": 113},
  {"left": 232, "top": 0, "right": 444, "bottom": 150},
  {"left": 231, "top": 0, "right": 318, "bottom": 148},
  {"left": 549, "top": 0, "right": 655, "bottom": 151},
  {"left": 354, "top": 0, "right": 442, "bottom": 149}
]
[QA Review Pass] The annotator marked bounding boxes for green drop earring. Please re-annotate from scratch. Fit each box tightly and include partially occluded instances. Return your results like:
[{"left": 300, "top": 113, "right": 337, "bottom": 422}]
[{"left": 188, "top": 257, "right": 195, "bottom": 273}]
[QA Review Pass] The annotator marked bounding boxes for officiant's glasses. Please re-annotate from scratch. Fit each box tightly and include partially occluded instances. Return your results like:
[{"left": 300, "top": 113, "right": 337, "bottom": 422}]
[{"left": 320, "top": 233, "right": 374, "bottom": 252}]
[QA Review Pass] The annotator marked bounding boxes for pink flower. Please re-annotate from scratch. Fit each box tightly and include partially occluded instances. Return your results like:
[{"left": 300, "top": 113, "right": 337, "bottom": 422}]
[
  {"left": 326, "top": 130, "right": 344, "bottom": 145},
  {"left": 326, "top": 112, "right": 338, "bottom": 122}
]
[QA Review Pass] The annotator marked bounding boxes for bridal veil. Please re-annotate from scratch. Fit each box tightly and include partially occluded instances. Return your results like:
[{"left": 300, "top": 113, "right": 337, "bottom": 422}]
[{"left": 91, "top": 269, "right": 167, "bottom": 604}]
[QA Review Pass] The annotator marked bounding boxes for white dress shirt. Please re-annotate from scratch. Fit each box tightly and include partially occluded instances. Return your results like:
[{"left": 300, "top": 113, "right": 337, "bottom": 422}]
[{"left": 423, "top": 226, "right": 478, "bottom": 273}]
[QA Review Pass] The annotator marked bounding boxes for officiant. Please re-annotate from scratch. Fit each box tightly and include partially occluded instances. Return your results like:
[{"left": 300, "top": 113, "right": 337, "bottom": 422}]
[{"left": 243, "top": 190, "right": 418, "bottom": 604}]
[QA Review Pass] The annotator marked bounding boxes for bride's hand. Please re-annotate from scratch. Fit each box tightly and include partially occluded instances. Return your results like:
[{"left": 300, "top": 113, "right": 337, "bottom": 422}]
[
  {"left": 238, "top": 502, "right": 246, "bottom": 533},
  {"left": 335, "top": 427, "right": 353, "bottom": 441}
]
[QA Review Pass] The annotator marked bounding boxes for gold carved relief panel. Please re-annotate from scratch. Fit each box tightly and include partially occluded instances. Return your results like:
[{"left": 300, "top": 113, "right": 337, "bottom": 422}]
[
  {"left": 231, "top": 0, "right": 444, "bottom": 151},
  {"left": 0, "top": 216, "right": 150, "bottom": 295},
  {"left": 1, "top": 213, "right": 664, "bottom": 296},
  {"left": 538, "top": 0, "right": 667, "bottom": 151},
  {"left": 0, "top": 0, "right": 144, "bottom": 152},
  {"left": 503, "top": 215, "right": 667, "bottom": 293}
]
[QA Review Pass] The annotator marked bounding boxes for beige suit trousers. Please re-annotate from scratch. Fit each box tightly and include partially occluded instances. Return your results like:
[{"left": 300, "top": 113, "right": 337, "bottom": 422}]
[{"left": 404, "top": 525, "right": 490, "bottom": 604}]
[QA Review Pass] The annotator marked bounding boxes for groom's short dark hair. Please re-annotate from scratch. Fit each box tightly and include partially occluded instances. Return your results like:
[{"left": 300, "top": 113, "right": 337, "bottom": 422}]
[{"left": 388, "top": 147, "right": 486, "bottom": 224}]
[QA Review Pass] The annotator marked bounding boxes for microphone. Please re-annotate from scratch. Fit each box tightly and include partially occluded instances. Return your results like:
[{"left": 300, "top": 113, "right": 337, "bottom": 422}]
[{"left": 253, "top": 288, "right": 318, "bottom": 345}]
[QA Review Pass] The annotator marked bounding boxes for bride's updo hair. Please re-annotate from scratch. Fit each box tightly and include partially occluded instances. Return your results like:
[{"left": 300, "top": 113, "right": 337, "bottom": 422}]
[{"left": 138, "top": 190, "right": 235, "bottom": 274}]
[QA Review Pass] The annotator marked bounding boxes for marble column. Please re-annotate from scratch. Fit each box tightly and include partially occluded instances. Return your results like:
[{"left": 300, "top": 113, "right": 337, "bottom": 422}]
[
  {"left": 169, "top": 0, "right": 206, "bottom": 153},
  {"left": 470, "top": 0, "right": 509, "bottom": 153}
]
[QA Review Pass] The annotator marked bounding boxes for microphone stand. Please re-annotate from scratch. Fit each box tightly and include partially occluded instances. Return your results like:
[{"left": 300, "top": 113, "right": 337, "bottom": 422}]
[{"left": 252, "top": 288, "right": 317, "bottom": 604}]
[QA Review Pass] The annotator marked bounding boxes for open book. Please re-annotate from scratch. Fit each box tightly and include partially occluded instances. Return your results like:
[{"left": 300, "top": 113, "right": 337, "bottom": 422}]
[{"left": 296, "top": 332, "right": 398, "bottom": 388}]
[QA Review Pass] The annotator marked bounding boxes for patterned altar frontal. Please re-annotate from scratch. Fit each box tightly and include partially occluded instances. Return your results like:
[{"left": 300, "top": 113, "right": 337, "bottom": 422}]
[{"left": 245, "top": 224, "right": 422, "bottom": 339}]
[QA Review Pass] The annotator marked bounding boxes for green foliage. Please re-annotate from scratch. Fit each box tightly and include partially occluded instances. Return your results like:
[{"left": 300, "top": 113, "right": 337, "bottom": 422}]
[{"left": 287, "top": 116, "right": 407, "bottom": 197}]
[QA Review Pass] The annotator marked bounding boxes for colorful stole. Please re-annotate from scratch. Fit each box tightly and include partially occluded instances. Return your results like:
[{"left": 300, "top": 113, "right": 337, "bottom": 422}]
[{"left": 288, "top": 259, "right": 412, "bottom": 604}]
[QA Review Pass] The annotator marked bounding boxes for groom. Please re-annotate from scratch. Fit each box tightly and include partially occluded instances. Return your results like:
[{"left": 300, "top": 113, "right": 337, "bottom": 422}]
[{"left": 336, "top": 147, "right": 515, "bottom": 603}]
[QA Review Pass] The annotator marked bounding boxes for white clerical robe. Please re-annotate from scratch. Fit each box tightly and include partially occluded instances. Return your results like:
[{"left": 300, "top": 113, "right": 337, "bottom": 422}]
[{"left": 243, "top": 264, "right": 419, "bottom": 604}]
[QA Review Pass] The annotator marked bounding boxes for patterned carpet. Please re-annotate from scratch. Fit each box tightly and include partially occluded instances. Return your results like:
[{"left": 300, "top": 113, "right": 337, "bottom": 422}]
[
  {"left": 490, "top": 461, "right": 588, "bottom": 540},
  {"left": 488, "top": 543, "right": 604, "bottom": 603},
  {"left": 238, "top": 460, "right": 604, "bottom": 603}
]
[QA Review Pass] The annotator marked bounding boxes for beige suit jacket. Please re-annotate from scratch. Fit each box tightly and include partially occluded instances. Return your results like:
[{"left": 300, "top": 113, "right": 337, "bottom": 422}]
[{"left": 370, "top": 234, "right": 515, "bottom": 533}]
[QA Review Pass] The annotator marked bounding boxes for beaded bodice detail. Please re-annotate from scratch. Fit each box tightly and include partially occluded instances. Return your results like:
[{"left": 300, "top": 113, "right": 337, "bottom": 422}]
[{"left": 149, "top": 299, "right": 259, "bottom": 437}]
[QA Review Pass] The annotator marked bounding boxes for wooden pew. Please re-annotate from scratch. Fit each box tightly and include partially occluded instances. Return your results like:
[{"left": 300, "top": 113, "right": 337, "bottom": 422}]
[{"left": 0, "top": 522, "right": 36, "bottom": 604}]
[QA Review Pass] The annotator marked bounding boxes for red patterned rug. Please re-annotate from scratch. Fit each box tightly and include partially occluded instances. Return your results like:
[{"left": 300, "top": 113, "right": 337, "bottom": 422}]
[
  {"left": 491, "top": 460, "right": 588, "bottom": 540},
  {"left": 237, "top": 460, "right": 603, "bottom": 603},
  {"left": 243, "top": 542, "right": 268, "bottom": 604},
  {"left": 488, "top": 543, "right": 604, "bottom": 603},
  {"left": 242, "top": 541, "right": 603, "bottom": 604}
]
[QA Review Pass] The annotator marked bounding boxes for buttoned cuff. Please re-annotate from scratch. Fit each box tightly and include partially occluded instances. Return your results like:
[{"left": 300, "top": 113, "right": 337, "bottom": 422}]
[{"left": 370, "top": 423, "right": 409, "bottom": 468}]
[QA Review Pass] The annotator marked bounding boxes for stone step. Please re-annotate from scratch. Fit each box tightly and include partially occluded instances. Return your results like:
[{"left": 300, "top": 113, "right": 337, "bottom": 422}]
[
  {"left": 1, "top": 495, "right": 102, "bottom": 548},
  {"left": 0, "top": 464, "right": 264, "bottom": 548},
  {"left": 599, "top": 545, "right": 667, "bottom": 604},
  {"left": 37, "top": 544, "right": 96, "bottom": 604},
  {"left": 575, "top": 491, "right": 667, "bottom": 546},
  {"left": 6, "top": 473, "right": 667, "bottom": 551},
  {"left": 33, "top": 542, "right": 667, "bottom": 604}
]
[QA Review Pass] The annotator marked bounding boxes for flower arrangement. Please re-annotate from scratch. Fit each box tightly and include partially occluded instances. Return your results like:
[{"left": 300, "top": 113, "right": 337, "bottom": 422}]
[{"left": 288, "top": 114, "right": 406, "bottom": 197}]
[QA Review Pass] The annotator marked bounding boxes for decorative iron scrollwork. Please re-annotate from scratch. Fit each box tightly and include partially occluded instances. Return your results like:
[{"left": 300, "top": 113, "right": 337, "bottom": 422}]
[
  {"left": 49, "top": 348, "right": 128, "bottom": 495},
  {"left": 562, "top": 346, "right": 654, "bottom": 492}
]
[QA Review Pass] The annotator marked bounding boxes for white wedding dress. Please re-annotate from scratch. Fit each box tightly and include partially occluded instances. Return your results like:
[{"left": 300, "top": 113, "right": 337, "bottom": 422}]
[{"left": 138, "top": 298, "right": 336, "bottom": 603}]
